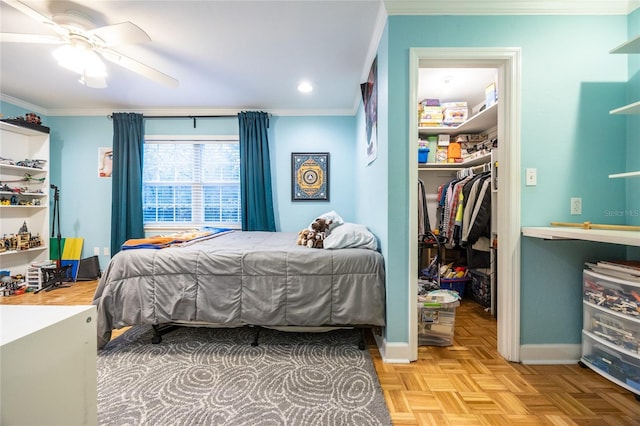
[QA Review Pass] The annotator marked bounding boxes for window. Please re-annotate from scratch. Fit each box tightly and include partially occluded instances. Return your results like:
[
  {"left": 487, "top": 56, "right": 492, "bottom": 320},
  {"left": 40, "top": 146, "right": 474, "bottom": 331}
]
[{"left": 143, "top": 136, "right": 241, "bottom": 229}]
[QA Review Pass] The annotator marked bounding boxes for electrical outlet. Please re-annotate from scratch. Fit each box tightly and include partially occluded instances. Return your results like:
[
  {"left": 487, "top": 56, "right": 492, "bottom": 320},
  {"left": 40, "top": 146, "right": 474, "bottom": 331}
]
[
  {"left": 103, "top": 247, "right": 110, "bottom": 256},
  {"left": 571, "top": 197, "right": 582, "bottom": 215},
  {"left": 93, "top": 247, "right": 100, "bottom": 256},
  {"left": 526, "top": 168, "right": 537, "bottom": 186}
]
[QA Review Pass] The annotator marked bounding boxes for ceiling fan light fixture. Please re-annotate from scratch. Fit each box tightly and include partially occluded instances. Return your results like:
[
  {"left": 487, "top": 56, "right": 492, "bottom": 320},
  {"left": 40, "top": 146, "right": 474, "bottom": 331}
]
[
  {"left": 53, "top": 42, "right": 107, "bottom": 80},
  {"left": 297, "top": 81, "right": 313, "bottom": 93}
]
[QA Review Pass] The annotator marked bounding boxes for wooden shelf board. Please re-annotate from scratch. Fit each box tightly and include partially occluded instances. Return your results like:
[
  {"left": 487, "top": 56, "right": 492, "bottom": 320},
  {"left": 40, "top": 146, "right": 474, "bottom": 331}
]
[
  {"left": 610, "top": 35, "right": 640, "bottom": 54},
  {"left": 522, "top": 226, "right": 640, "bottom": 246},
  {"left": 0, "top": 246, "right": 48, "bottom": 257},
  {"left": 419, "top": 152, "right": 492, "bottom": 170},
  {"left": 609, "top": 101, "right": 640, "bottom": 115},
  {"left": 609, "top": 170, "right": 640, "bottom": 179},
  {"left": 419, "top": 102, "right": 497, "bottom": 135}
]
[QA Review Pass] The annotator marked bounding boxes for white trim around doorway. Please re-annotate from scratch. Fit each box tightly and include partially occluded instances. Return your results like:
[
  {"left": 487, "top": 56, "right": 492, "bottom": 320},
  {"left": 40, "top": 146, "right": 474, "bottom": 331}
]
[{"left": 408, "top": 47, "right": 522, "bottom": 362}]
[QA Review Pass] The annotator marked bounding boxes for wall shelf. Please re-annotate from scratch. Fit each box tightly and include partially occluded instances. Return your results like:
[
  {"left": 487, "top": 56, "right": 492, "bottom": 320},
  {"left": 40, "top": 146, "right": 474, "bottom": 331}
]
[
  {"left": 522, "top": 226, "right": 640, "bottom": 247},
  {"left": 610, "top": 34, "right": 640, "bottom": 54},
  {"left": 610, "top": 101, "right": 640, "bottom": 115},
  {"left": 0, "top": 246, "right": 47, "bottom": 257},
  {"left": 418, "top": 151, "right": 492, "bottom": 170},
  {"left": 419, "top": 102, "right": 497, "bottom": 135},
  {"left": 609, "top": 170, "right": 640, "bottom": 179}
]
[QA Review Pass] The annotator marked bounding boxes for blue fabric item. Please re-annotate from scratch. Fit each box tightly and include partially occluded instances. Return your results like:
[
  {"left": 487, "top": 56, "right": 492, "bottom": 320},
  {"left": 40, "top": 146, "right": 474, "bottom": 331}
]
[
  {"left": 238, "top": 111, "right": 276, "bottom": 231},
  {"left": 121, "top": 228, "right": 233, "bottom": 250},
  {"left": 110, "top": 113, "right": 145, "bottom": 255}
]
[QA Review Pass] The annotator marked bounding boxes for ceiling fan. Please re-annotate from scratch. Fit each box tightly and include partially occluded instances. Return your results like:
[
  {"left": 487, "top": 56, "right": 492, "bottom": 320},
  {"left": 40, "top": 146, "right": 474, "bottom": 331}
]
[{"left": 0, "top": 0, "right": 178, "bottom": 88}]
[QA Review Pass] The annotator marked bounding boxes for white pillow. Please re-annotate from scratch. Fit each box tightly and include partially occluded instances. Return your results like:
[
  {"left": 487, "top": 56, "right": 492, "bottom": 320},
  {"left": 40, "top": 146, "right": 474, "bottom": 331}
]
[
  {"left": 323, "top": 222, "right": 378, "bottom": 250},
  {"left": 308, "top": 210, "right": 344, "bottom": 232},
  {"left": 316, "top": 210, "right": 344, "bottom": 225}
]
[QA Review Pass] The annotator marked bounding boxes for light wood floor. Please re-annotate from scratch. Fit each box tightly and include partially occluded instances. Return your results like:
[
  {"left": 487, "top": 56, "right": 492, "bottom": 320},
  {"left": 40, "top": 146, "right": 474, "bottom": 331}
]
[{"left": 3, "top": 281, "right": 640, "bottom": 425}]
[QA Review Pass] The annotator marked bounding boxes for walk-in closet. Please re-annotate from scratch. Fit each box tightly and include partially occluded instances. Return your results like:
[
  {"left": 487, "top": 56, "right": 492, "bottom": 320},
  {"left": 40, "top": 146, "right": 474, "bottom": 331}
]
[{"left": 416, "top": 66, "right": 500, "bottom": 344}]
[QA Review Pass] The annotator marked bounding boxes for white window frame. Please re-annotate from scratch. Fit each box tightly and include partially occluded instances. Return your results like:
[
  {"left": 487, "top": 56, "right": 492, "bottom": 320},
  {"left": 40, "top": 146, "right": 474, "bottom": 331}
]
[{"left": 143, "top": 134, "right": 241, "bottom": 234}]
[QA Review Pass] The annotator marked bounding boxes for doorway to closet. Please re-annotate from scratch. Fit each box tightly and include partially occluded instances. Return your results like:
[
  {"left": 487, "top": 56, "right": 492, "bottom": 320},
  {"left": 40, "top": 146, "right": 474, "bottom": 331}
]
[{"left": 408, "top": 48, "right": 522, "bottom": 362}]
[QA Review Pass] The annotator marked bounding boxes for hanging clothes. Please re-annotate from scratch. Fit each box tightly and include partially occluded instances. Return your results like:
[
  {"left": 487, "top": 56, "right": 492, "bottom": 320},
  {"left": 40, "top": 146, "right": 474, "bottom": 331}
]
[{"left": 418, "top": 179, "right": 431, "bottom": 236}]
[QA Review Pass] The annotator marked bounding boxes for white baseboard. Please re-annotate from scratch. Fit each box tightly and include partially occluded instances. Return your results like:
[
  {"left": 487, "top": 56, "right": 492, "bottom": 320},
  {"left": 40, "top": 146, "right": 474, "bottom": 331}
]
[
  {"left": 374, "top": 334, "right": 411, "bottom": 363},
  {"left": 520, "top": 344, "right": 581, "bottom": 365}
]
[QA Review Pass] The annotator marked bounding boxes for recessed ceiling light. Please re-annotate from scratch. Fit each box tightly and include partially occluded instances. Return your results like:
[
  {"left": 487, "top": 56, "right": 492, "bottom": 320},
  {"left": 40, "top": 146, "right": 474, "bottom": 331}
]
[{"left": 298, "top": 81, "right": 313, "bottom": 93}]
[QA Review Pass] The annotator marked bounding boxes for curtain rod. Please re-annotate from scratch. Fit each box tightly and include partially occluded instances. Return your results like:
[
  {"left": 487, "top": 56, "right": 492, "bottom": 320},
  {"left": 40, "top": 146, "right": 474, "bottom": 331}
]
[{"left": 107, "top": 113, "right": 270, "bottom": 128}]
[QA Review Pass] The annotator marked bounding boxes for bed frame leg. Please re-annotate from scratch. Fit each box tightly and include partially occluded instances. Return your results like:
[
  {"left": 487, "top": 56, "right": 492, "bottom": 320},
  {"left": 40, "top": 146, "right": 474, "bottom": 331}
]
[
  {"left": 251, "top": 326, "right": 261, "bottom": 347},
  {"left": 358, "top": 328, "right": 366, "bottom": 350},
  {"left": 151, "top": 324, "right": 179, "bottom": 344},
  {"left": 151, "top": 325, "right": 162, "bottom": 344}
]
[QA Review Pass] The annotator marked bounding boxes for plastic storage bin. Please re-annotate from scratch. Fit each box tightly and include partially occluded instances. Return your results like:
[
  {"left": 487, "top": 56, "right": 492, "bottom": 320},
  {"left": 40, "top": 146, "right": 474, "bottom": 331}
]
[
  {"left": 469, "top": 268, "right": 491, "bottom": 307},
  {"left": 583, "top": 301, "right": 640, "bottom": 355},
  {"left": 583, "top": 269, "right": 640, "bottom": 319},
  {"left": 581, "top": 331, "right": 640, "bottom": 393},
  {"left": 417, "top": 290, "right": 460, "bottom": 346},
  {"left": 439, "top": 277, "right": 469, "bottom": 298}
]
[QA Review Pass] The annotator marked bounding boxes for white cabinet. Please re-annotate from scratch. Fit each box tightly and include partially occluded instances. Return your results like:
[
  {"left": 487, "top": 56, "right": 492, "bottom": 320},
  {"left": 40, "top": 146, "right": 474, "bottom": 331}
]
[
  {"left": 0, "top": 305, "right": 97, "bottom": 425},
  {"left": 0, "top": 120, "right": 50, "bottom": 276},
  {"left": 609, "top": 34, "right": 640, "bottom": 179},
  {"left": 580, "top": 269, "right": 640, "bottom": 399}
]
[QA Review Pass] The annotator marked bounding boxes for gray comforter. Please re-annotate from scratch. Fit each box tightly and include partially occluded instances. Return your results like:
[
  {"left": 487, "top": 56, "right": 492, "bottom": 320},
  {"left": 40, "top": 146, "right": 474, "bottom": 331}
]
[{"left": 93, "top": 231, "right": 386, "bottom": 348}]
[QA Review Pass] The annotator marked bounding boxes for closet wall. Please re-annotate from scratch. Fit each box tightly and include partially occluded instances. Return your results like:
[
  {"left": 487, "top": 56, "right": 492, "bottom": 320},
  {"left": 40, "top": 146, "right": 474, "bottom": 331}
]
[{"left": 417, "top": 67, "right": 499, "bottom": 313}]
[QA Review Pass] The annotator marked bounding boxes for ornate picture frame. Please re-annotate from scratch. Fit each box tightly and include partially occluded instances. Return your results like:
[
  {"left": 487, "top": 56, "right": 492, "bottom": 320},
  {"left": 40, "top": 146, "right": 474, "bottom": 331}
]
[{"left": 291, "top": 152, "right": 329, "bottom": 201}]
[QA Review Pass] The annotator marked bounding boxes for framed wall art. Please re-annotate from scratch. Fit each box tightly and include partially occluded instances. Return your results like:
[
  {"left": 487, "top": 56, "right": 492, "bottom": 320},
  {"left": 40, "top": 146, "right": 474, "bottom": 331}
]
[
  {"left": 291, "top": 152, "right": 329, "bottom": 201},
  {"left": 361, "top": 56, "right": 377, "bottom": 165}
]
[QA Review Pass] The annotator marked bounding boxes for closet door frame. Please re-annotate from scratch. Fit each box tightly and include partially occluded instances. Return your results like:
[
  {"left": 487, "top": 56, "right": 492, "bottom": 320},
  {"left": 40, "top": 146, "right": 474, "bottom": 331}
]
[{"left": 408, "top": 47, "right": 522, "bottom": 362}]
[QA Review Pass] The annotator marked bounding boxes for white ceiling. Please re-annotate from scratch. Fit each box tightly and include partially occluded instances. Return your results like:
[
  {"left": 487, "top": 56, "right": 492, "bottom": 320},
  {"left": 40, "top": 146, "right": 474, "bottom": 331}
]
[{"left": 0, "top": 0, "right": 636, "bottom": 116}]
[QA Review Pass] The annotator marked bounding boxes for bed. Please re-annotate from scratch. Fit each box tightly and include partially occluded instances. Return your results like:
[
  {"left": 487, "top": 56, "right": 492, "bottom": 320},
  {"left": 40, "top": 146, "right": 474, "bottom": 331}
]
[{"left": 92, "top": 229, "right": 386, "bottom": 349}]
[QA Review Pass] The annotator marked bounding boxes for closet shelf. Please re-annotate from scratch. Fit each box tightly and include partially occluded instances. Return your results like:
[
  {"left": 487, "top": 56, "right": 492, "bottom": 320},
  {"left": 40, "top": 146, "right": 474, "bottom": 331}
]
[
  {"left": 522, "top": 227, "right": 640, "bottom": 246},
  {"left": 419, "top": 102, "right": 497, "bottom": 135},
  {"left": 419, "top": 152, "right": 492, "bottom": 171}
]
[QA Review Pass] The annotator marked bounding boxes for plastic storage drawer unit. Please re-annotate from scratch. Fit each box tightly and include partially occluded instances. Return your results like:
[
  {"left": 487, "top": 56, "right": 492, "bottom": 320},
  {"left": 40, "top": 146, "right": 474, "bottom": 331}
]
[
  {"left": 583, "top": 269, "right": 640, "bottom": 319},
  {"left": 583, "top": 301, "right": 640, "bottom": 355},
  {"left": 581, "top": 268, "right": 640, "bottom": 399},
  {"left": 581, "top": 331, "right": 640, "bottom": 393}
]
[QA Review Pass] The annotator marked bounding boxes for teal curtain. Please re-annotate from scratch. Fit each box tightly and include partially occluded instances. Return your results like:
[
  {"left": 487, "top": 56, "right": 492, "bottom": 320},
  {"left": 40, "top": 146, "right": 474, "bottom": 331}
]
[
  {"left": 238, "top": 111, "right": 276, "bottom": 231},
  {"left": 110, "top": 112, "right": 145, "bottom": 255}
]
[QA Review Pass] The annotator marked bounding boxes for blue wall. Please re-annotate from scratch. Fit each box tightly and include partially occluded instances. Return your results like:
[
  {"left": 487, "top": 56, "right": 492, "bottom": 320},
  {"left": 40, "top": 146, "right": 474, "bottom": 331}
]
[
  {"left": 384, "top": 14, "right": 631, "bottom": 346},
  {"left": 627, "top": 10, "right": 640, "bottom": 234},
  {"left": 2, "top": 10, "right": 637, "bottom": 355},
  {"left": 39, "top": 114, "right": 362, "bottom": 268}
]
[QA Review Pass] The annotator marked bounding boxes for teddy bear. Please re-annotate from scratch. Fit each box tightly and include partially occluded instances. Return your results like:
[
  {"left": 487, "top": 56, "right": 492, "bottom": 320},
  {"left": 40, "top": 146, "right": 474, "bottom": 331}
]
[
  {"left": 296, "top": 229, "right": 311, "bottom": 246},
  {"left": 310, "top": 218, "right": 332, "bottom": 234},
  {"left": 305, "top": 230, "right": 324, "bottom": 249}
]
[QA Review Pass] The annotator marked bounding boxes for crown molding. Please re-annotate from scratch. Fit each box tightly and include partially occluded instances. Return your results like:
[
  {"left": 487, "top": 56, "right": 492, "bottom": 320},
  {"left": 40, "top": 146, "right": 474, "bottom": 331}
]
[
  {"left": 384, "top": 0, "right": 638, "bottom": 15},
  {"left": 0, "top": 93, "right": 48, "bottom": 115}
]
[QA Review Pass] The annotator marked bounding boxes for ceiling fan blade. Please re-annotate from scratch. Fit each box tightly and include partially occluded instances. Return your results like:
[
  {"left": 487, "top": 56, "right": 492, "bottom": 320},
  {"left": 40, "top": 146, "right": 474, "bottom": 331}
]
[
  {"left": 99, "top": 48, "right": 178, "bottom": 88},
  {"left": 0, "top": 33, "right": 63, "bottom": 44},
  {"left": 88, "top": 22, "right": 151, "bottom": 47},
  {"left": 81, "top": 73, "right": 107, "bottom": 89},
  {"left": 3, "top": 0, "right": 56, "bottom": 26}
]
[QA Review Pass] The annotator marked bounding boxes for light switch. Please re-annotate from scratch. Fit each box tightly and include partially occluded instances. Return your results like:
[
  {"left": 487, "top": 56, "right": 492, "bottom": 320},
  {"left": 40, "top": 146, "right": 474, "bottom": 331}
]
[{"left": 526, "top": 168, "right": 537, "bottom": 186}]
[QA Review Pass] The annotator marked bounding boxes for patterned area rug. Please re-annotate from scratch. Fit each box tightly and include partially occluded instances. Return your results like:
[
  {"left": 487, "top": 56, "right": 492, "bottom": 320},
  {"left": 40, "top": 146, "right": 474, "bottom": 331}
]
[{"left": 97, "top": 325, "right": 391, "bottom": 425}]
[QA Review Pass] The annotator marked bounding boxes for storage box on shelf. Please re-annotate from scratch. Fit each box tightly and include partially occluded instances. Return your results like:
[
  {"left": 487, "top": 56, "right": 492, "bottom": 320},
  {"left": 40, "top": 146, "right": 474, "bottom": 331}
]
[
  {"left": 0, "top": 121, "right": 50, "bottom": 277},
  {"left": 581, "top": 268, "right": 640, "bottom": 399}
]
